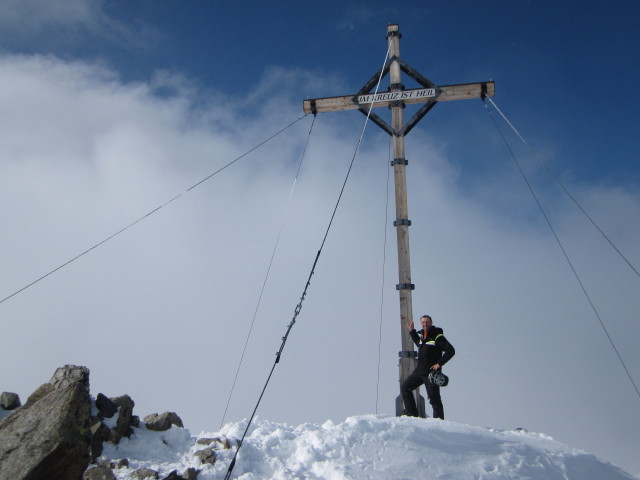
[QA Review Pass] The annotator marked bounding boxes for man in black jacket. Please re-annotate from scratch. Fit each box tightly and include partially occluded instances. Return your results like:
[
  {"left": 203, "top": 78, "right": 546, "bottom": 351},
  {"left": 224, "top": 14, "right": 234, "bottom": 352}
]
[{"left": 401, "top": 314, "right": 455, "bottom": 419}]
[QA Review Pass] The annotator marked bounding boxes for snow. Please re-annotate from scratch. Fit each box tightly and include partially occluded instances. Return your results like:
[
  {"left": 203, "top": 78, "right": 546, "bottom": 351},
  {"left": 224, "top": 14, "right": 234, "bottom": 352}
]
[{"left": 98, "top": 414, "right": 638, "bottom": 480}]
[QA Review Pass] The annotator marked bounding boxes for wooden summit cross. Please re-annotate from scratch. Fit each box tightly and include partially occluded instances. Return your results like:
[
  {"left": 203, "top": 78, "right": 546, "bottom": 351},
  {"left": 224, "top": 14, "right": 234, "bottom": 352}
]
[{"left": 303, "top": 24, "right": 495, "bottom": 416}]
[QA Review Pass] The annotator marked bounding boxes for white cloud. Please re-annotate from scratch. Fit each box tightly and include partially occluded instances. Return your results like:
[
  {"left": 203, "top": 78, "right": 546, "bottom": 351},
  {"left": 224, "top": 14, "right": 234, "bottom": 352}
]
[
  {"left": 0, "top": 53, "right": 639, "bottom": 474},
  {"left": 0, "top": 0, "right": 102, "bottom": 30},
  {"left": 0, "top": 0, "right": 159, "bottom": 50}
]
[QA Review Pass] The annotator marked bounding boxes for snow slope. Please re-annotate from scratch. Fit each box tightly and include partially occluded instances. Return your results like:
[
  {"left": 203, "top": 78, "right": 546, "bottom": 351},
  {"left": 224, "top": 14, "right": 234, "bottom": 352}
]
[{"left": 100, "top": 414, "right": 638, "bottom": 480}]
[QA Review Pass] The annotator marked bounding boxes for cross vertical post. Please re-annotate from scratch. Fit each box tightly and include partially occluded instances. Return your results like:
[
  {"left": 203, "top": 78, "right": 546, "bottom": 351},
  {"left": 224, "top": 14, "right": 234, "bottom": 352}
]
[
  {"left": 386, "top": 24, "right": 422, "bottom": 416},
  {"left": 302, "top": 24, "right": 494, "bottom": 417}
]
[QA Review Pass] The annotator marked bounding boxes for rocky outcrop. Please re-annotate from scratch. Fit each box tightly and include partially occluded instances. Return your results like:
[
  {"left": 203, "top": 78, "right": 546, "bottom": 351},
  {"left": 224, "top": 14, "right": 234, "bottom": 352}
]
[
  {"left": 83, "top": 465, "right": 117, "bottom": 480},
  {"left": 90, "top": 393, "right": 137, "bottom": 460},
  {"left": 131, "top": 468, "right": 159, "bottom": 479},
  {"left": 143, "top": 411, "right": 184, "bottom": 431},
  {"left": 1, "top": 391, "right": 21, "bottom": 410},
  {"left": 109, "top": 394, "right": 136, "bottom": 442},
  {"left": 0, "top": 365, "right": 92, "bottom": 480},
  {"left": 194, "top": 447, "right": 216, "bottom": 465},
  {"left": 1, "top": 365, "right": 209, "bottom": 480},
  {"left": 90, "top": 417, "right": 112, "bottom": 461},
  {"left": 128, "top": 468, "right": 197, "bottom": 480},
  {"left": 96, "top": 458, "right": 129, "bottom": 470},
  {"left": 196, "top": 436, "right": 231, "bottom": 449},
  {"left": 95, "top": 393, "right": 118, "bottom": 418},
  {"left": 182, "top": 468, "right": 200, "bottom": 480}
]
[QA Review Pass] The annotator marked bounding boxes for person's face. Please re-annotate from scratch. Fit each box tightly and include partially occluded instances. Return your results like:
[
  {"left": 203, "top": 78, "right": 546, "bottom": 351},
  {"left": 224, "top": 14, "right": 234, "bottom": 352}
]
[{"left": 420, "top": 316, "right": 432, "bottom": 330}]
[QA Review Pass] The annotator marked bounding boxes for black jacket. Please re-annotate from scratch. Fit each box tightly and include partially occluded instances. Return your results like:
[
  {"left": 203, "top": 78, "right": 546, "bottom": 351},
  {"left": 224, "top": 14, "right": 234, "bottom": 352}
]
[{"left": 409, "top": 326, "right": 455, "bottom": 371}]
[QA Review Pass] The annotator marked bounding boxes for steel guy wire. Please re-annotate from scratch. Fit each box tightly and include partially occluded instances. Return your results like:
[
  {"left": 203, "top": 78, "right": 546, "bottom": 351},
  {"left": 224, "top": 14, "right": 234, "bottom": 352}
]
[
  {"left": 219, "top": 114, "right": 316, "bottom": 429},
  {"left": 483, "top": 100, "right": 640, "bottom": 404},
  {"left": 487, "top": 97, "right": 640, "bottom": 281},
  {"left": 376, "top": 136, "right": 392, "bottom": 415},
  {"left": 223, "top": 43, "right": 392, "bottom": 480},
  {"left": 0, "top": 114, "right": 309, "bottom": 307}
]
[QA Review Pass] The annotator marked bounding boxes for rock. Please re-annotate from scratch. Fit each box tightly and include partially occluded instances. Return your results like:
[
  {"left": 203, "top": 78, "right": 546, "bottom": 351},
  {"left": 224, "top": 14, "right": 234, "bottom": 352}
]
[
  {"left": 24, "top": 382, "right": 54, "bottom": 407},
  {"left": 163, "top": 469, "right": 199, "bottom": 480},
  {"left": 110, "top": 394, "right": 135, "bottom": 442},
  {"left": 196, "top": 437, "right": 215, "bottom": 445},
  {"left": 0, "top": 391, "right": 21, "bottom": 410},
  {"left": 96, "top": 457, "right": 129, "bottom": 469},
  {"left": 90, "top": 419, "right": 112, "bottom": 461},
  {"left": 162, "top": 471, "right": 182, "bottom": 480},
  {"left": 84, "top": 465, "right": 117, "bottom": 480},
  {"left": 95, "top": 393, "right": 118, "bottom": 418},
  {"left": 182, "top": 467, "right": 200, "bottom": 479},
  {"left": 196, "top": 436, "right": 231, "bottom": 449},
  {"left": 0, "top": 365, "right": 92, "bottom": 480},
  {"left": 50, "top": 364, "right": 90, "bottom": 390},
  {"left": 193, "top": 447, "right": 216, "bottom": 465},
  {"left": 144, "top": 411, "right": 184, "bottom": 431},
  {"left": 132, "top": 467, "right": 159, "bottom": 479}
]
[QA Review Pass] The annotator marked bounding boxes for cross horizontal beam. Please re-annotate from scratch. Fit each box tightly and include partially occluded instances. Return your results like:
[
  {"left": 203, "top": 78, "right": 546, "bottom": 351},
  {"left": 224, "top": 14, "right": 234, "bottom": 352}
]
[{"left": 303, "top": 81, "right": 495, "bottom": 115}]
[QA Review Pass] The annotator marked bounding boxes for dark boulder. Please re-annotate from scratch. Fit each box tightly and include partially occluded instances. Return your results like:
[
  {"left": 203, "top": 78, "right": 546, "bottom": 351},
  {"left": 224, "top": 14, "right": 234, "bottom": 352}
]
[
  {"left": 49, "top": 365, "right": 90, "bottom": 390},
  {"left": 1, "top": 391, "right": 21, "bottom": 410},
  {"left": 144, "top": 411, "right": 184, "bottom": 431},
  {"left": 95, "top": 393, "right": 118, "bottom": 418},
  {"left": 132, "top": 468, "right": 159, "bottom": 479},
  {"left": 182, "top": 468, "right": 200, "bottom": 480},
  {"left": 83, "top": 465, "right": 117, "bottom": 480},
  {"left": 160, "top": 469, "right": 198, "bottom": 480},
  {"left": 161, "top": 471, "right": 182, "bottom": 480},
  {"left": 193, "top": 447, "right": 216, "bottom": 465},
  {"left": 96, "top": 458, "right": 129, "bottom": 470},
  {"left": 90, "top": 418, "right": 112, "bottom": 461},
  {"left": 110, "top": 394, "right": 135, "bottom": 443},
  {"left": 0, "top": 365, "right": 92, "bottom": 480}
]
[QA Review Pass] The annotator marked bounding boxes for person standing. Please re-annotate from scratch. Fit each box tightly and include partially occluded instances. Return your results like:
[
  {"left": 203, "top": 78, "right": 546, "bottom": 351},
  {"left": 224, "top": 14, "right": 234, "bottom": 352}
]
[{"left": 401, "top": 314, "right": 455, "bottom": 419}]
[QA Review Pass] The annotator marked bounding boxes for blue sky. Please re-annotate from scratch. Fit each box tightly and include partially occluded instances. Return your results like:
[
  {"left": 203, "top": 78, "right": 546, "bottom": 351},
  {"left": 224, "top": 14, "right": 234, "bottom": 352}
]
[
  {"left": 5, "top": 0, "right": 638, "bottom": 185},
  {"left": 1, "top": 0, "right": 639, "bottom": 476}
]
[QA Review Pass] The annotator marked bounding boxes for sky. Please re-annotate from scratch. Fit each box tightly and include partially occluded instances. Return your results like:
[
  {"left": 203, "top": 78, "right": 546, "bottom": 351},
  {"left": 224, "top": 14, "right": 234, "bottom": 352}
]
[{"left": 0, "top": 0, "right": 639, "bottom": 475}]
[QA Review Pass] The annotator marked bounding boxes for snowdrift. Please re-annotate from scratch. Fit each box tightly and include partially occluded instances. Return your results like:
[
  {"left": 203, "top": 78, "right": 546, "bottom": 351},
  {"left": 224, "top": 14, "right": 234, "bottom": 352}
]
[{"left": 100, "top": 414, "right": 637, "bottom": 479}]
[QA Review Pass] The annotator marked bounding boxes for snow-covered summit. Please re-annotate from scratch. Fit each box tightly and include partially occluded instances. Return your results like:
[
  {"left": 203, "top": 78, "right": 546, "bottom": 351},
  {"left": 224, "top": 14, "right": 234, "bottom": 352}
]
[{"left": 101, "top": 414, "right": 638, "bottom": 479}]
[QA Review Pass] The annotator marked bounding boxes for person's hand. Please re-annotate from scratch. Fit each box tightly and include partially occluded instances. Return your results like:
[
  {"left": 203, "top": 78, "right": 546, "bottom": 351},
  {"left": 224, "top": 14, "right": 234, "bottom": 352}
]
[
  {"left": 406, "top": 321, "right": 414, "bottom": 332},
  {"left": 430, "top": 364, "right": 441, "bottom": 371}
]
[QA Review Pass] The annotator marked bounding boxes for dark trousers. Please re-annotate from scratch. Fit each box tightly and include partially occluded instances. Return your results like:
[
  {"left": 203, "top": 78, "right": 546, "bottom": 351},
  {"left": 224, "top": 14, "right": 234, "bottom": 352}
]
[{"left": 401, "top": 368, "right": 444, "bottom": 419}]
